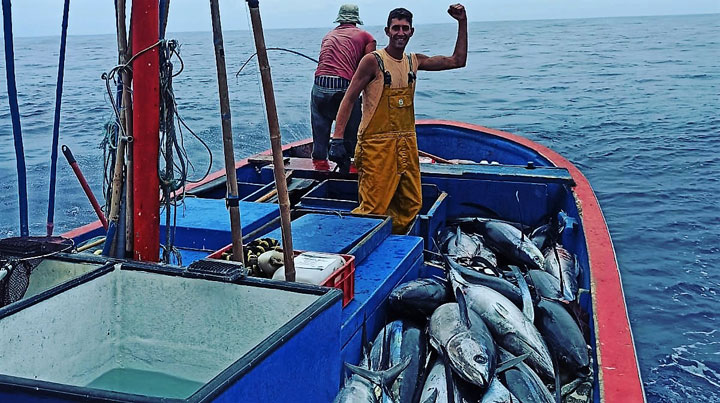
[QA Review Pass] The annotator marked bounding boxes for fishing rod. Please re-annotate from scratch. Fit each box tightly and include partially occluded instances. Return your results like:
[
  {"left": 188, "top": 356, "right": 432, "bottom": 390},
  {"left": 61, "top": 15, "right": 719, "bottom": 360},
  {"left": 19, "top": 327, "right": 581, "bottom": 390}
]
[
  {"left": 46, "top": 0, "right": 71, "bottom": 236},
  {"left": 2, "top": 0, "right": 29, "bottom": 237}
]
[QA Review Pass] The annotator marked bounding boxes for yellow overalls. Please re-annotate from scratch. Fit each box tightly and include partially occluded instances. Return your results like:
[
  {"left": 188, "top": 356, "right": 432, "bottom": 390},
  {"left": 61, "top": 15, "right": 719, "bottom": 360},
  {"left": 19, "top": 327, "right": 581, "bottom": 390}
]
[{"left": 352, "top": 51, "right": 422, "bottom": 234}]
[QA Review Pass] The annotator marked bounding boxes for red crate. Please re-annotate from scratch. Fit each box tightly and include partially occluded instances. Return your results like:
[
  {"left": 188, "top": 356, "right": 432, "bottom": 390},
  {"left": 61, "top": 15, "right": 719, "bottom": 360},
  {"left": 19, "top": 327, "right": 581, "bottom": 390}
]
[
  {"left": 206, "top": 245, "right": 355, "bottom": 307},
  {"left": 320, "top": 254, "right": 355, "bottom": 307}
]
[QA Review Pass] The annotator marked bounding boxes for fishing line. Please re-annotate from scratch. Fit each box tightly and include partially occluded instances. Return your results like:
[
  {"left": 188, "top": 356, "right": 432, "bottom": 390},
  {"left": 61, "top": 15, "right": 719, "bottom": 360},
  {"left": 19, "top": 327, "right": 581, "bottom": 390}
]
[
  {"left": 235, "top": 47, "right": 318, "bottom": 77},
  {"left": 241, "top": 1, "right": 273, "bottom": 156}
]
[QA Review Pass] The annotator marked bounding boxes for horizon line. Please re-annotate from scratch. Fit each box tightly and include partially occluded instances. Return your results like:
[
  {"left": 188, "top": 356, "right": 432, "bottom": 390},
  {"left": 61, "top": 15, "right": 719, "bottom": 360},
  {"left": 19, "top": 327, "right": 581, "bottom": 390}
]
[{"left": 5, "top": 11, "right": 718, "bottom": 40}]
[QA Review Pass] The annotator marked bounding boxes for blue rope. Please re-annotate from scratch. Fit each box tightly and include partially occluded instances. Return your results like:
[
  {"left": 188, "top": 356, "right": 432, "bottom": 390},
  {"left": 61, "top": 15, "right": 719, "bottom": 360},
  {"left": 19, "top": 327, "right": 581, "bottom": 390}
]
[
  {"left": 46, "top": 0, "right": 71, "bottom": 236},
  {"left": 2, "top": 0, "right": 29, "bottom": 237}
]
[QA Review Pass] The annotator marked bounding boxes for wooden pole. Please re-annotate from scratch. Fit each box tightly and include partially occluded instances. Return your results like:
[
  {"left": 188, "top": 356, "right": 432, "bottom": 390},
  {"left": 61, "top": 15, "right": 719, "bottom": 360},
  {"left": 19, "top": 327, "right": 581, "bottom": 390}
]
[
  {"left": 209, "top": 0, "right": 244, "bottom": 265},
  {"left": 131, "top": 0, "right": 160, "bottom": 262},
  {"left": 114, "top": 0, "right": 134, "bottom": 258},
  {"left": 246, "top": 0, "right": 295, "bottom": 282},
  {"left": 418, "top": 149, "right": 454, "bottom": 164}
]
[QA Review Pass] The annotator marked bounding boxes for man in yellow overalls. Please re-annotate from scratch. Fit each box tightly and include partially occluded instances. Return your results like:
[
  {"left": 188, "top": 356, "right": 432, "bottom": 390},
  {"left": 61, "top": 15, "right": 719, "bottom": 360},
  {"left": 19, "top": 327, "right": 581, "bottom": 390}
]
[{"left": 330, "top": 4, "right": 468, "bottom": 234}]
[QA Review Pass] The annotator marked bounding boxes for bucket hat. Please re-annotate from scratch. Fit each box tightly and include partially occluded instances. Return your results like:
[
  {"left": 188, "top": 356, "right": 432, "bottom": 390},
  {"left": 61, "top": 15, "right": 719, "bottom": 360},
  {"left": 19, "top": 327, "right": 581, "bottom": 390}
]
[{"left": 334, "top": 4, "right": 363, "bottom": 25}]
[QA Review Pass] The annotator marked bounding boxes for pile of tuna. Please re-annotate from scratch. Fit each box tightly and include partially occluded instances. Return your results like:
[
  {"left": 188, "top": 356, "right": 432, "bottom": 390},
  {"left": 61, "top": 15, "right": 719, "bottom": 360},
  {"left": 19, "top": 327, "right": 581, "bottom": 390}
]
[{"left": 334, "top": 216, "right": 594, "bottom": 403}]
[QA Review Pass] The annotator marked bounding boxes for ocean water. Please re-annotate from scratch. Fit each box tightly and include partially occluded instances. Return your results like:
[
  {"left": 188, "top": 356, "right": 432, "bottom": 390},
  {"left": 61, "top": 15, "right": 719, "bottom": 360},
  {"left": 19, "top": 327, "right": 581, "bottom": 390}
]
[{"left": 1, "top": 13, "right": 718, "bottom": 401}]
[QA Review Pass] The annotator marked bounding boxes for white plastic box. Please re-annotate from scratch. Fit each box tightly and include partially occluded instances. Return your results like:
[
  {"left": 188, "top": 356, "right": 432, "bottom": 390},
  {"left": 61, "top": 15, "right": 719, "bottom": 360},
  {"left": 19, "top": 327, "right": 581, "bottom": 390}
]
[{"left": 272, "top": 251, "right": 345, "bottom": 285}]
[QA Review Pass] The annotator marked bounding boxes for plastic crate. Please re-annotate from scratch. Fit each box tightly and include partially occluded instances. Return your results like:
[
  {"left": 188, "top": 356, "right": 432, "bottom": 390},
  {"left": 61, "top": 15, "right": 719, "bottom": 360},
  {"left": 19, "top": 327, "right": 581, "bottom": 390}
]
[
  {"left": 207, "top": 245, "right": 355, "bottom": 307},
  {"left": 320, "top": 253, "right": 355, "bottom": 308}
]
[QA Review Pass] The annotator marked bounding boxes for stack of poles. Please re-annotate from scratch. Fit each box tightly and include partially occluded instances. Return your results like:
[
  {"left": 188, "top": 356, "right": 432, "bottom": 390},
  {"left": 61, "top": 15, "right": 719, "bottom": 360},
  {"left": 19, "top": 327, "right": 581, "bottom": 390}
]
[
  {"left": 209, "top": 0, "right": 245, "bottom": 265},
  {"left": 246, "top": 0, "right": 296, "bottom": 281},
  {"left": 102, "top": 0, "right": 135, "bottom": 258}
]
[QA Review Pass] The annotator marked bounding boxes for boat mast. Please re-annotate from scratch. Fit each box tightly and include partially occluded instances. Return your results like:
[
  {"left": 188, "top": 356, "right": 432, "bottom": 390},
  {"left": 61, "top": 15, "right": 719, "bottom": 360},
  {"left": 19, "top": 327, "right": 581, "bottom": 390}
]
[
  {"left": 131, "top": 0, "right": 160, "bottom": 261},
  {"left": 209, "top": 0, "right": 245, "bottom": 265},
  {"left": 246, "top": 0, "right": 296, "bottom": 281}
]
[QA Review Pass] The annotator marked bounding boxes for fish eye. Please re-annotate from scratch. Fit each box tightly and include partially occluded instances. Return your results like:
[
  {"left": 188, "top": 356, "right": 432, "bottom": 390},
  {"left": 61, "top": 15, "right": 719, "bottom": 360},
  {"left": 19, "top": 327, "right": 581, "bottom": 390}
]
[{"left": 474, "top": 354, "right": 488, "bottom": 364}]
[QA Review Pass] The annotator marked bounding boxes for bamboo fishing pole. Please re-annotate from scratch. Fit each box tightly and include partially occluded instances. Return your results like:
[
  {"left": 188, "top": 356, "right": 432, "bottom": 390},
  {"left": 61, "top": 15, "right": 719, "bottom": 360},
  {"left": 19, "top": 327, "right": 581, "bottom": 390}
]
[
  {"left": 209, "top": 0, "right": 245, "bottom": 265},
  {"left": 122, "top": 11, "right": 134, "bottom": 257},
  {"left": 246, "top": 0, "right": 296, "bottom": 282}
]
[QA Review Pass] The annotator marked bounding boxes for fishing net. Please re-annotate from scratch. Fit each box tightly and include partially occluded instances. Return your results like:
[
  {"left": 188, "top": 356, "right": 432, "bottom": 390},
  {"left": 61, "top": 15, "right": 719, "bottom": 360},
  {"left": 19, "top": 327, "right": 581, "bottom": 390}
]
[{"left": 0, "top": 236, "right": 74, "bottom": 308}]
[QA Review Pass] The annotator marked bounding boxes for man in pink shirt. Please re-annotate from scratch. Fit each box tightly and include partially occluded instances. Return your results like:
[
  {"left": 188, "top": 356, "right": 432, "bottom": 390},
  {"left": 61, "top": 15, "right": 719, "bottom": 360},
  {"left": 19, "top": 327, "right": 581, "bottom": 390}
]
[{"left": 311, "top": 4, "right": 376, "bottom": 169}]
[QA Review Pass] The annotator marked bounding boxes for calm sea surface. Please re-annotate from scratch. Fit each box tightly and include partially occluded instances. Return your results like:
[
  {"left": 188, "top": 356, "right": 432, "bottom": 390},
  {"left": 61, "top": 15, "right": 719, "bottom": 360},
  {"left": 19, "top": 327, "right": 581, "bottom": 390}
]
[{"left": 1, "top": 13, "right": 718, "bottom": 401}]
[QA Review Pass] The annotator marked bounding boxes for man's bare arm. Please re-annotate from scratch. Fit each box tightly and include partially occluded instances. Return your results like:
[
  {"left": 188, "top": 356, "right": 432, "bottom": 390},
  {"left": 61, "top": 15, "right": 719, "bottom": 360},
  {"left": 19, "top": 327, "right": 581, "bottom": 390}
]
[
  {"left": 364, "top": 40, "right": 377, "bottom": 54},
  {"left": 417, "top": 4, "right": 467, "bottom": 71},
  {"left": 332, "top": 54, "right": 377, "bottom": 139}
]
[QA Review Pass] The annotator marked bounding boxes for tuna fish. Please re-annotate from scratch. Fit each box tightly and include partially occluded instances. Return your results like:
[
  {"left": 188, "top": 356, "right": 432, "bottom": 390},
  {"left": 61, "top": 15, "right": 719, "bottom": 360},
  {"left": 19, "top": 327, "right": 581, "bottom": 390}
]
[
  {"left": 445, "top": 254, "right": 524, "bottom": 308},
  {"left": 335, "top": 357, "right": 411, "bottom": 403},
  {"left": 529, "top": 223, "right": 552, "bottom": 252},
  {"left": 365, "top": 320, "right": 428, "bottom": 403},
  {"left": 460, "top": 284, "right": 554, "bottom": 380},
  {"left": 542, "top": 245, "right": 579, "bottom": 302},
  {"left": 535, "top": 299, "right": 590, "bottom": 379},
  {"left": 444, "top": 226, "right": 498, "bottom": 271},
  {"left": 526, "top": 270, "right": 564, "bottom": 302},
  {"left": 333, "top": 375, "right": 380, "bottom": 403},
  {"left": 496, "top": 347, "right": 554, "bottom": 403},
  {"left": 389, "top": 278, "right": 450, "bottom": 320},
  {"left": 509, "top": 265, "right": 534, "bottom": 323},
  {"left": 481, "top": 377, "right": 518, "bottom": 403},
  {"left": 419, "top": 356, "right": 482, "bottom": 403},
  {"left": 428, "top": 301, "right": 496, "bottom": 389},
  {"left": 472, "top": 220, "right": 545, "bottom": 270}
]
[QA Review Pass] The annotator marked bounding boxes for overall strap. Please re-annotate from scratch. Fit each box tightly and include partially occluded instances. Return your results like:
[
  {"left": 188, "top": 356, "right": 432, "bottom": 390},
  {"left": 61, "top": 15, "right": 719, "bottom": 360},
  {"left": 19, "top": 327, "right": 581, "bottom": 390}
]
[
  {"left": 372, "top": 51, "right": 392, "bottom": 87},
  {"left": 407, "top": 53, "right": 416, "bottom": 85}
]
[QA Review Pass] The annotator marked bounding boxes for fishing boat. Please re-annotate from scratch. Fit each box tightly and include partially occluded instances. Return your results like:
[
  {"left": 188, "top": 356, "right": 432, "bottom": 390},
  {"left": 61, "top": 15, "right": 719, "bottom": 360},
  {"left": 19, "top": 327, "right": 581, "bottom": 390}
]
[{"left": 0, "top": 1, "right": 645, "bottom": 402}]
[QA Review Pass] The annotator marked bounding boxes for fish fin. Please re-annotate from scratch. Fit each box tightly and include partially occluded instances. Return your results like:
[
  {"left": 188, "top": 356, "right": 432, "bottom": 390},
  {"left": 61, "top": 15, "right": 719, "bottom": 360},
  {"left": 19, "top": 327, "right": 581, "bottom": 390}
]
[
  {"left": 454, "top": 226, "right": 462, "bottom": 251},
  {"left": 455, "top": 288, "right": 472, "bottom": 329},
  {"left": 549, "top": 345, "right": 562, "bottom": 403},
  {"left": 496, "top": 352, "right": 531, "bottom": 372},
  {"left": 510, "top": 265, "right": 534, "bottom": 323},
  {"left": 552, "top": 245, "right": 565, "bottom": 297},
  {"left": 361, "top": 313, "right": 371, "bottom": 369},
  {"left": 421, "top": 388, "right": 439, "bottom": 403},
  {"left": 345, "top": 356, "right": 412, "bottom": 388},
  {"left": 439, "top": 349, "right": 456, "bottom": 403},
  {"left": 431, "top": 274, "right": 448, "bottom": 284},
  {"left": 514, "top": 191, "right": 526, "bottom": 243},
  {"left": 381, "top": 319, "right": 390, "bottom": 370}
]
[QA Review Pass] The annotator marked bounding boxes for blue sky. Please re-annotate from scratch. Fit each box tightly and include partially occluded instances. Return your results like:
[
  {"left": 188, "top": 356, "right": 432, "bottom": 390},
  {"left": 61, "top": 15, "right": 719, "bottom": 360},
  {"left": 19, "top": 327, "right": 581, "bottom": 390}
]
[{"left": 3, "top": 0, "right": 720, "bottom": 37}]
